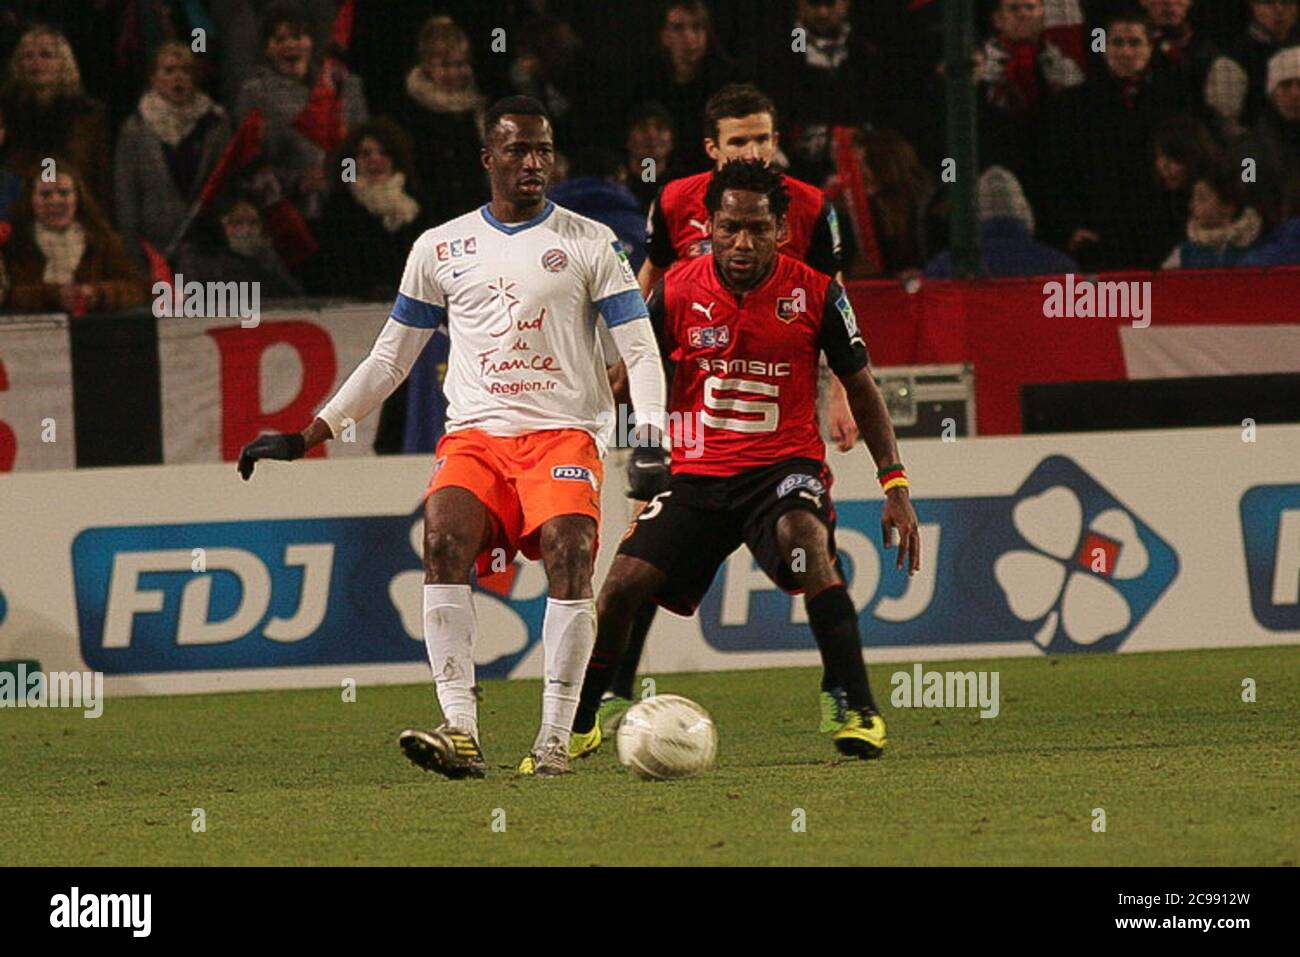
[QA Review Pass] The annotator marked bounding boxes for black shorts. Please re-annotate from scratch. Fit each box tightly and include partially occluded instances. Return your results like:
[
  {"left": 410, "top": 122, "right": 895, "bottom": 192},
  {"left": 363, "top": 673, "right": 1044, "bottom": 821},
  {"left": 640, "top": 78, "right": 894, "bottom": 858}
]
[{"left": 617, "top": 457, "right": 841, "bottom": 615}]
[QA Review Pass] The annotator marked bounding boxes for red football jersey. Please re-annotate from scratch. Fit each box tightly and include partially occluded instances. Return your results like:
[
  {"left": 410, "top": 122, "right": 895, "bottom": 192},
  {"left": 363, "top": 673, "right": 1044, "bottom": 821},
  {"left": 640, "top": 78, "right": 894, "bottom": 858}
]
[
  {"left": 645, "top": 170, "right": 841, "bottom": 276},
  {"left": 653, "top": 253, "right": 868, "bottom": 477}
]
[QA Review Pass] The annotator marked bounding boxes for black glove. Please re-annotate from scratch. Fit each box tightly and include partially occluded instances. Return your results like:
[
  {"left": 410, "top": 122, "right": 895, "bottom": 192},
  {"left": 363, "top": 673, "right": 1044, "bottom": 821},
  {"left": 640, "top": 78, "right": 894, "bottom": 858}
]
[
  {"left": 237, "top": 432, "right": 306, "bottom": 480},
  {"left": 627, "top": 443, "right": 670, "bottom": 500}
]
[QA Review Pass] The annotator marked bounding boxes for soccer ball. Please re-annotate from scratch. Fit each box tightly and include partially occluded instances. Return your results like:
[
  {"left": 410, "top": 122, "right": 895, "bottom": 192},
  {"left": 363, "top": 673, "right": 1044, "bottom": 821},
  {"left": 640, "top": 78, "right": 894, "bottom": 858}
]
[{"left": 616, "top": 694, "right": 718, "bottom": 781}]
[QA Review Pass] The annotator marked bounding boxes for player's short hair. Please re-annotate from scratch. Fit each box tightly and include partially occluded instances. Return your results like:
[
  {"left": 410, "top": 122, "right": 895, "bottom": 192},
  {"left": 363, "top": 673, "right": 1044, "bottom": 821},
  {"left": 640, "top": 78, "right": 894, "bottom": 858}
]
[
  {"left": 483, "top": 95, "right": 552, "bottom": 146},
  {"left": 704, "top": 158, "right": 790, "bottom": 221},
  {"left": 703, "top": 83, "right": 778, "bottom": 144}
]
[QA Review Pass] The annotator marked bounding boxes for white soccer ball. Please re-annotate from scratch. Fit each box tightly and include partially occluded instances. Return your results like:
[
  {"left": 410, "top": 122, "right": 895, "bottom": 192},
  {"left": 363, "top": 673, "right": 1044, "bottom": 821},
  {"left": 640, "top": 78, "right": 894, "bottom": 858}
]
[{"left": 616, "top": 694, "right": 718, "bottom": 781}]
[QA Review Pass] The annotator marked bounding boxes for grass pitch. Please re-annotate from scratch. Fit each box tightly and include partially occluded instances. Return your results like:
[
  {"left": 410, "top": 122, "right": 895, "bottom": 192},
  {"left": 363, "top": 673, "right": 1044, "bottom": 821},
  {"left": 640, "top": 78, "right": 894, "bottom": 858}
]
[{"left": 2, "top": 647, "right": 1296, "bottom": 866}]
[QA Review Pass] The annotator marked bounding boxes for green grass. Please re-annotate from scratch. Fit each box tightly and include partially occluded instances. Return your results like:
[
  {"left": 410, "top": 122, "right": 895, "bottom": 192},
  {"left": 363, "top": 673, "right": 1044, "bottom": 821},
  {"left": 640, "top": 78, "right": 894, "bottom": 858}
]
[{"left": 2, "top": 647, "right": 1296, "bottom": 866}]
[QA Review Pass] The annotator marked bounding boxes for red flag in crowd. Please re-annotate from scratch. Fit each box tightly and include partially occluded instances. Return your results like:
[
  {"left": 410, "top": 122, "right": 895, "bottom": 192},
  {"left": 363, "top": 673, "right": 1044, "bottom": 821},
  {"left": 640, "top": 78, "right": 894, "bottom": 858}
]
[
  {"left": 262, "top": 199, "right": 320, "bottom": 268},
  {"left": 139, "top": 239, "right": 175, "bottom": 292},
  {"left": 200, "top": 108, "right": 267, "bottom": 210},
  {"left": 293, "top": 0, "right": 357, "bottom": 153},
  {"left": 330, "top": 0, "right": 356, "bottom": 51},
  {"left": 831, "top": 126, "right": 883, "bottom": 277}
]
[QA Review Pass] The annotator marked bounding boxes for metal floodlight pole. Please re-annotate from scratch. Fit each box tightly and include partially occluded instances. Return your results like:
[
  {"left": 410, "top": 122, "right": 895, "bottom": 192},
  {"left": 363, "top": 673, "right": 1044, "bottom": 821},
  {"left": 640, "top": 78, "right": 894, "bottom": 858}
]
[{"left": 944, "top": 0, "right": 981, "bottom": 278}]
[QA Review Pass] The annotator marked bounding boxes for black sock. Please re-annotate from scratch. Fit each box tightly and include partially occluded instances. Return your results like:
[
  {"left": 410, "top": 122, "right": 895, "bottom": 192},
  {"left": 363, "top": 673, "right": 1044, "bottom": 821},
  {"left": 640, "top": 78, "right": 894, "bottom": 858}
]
[
  {"left": 573, "top": 625, "right": 628, "bottom": 734},
  {"left": 806, "top": 584, "right": 876, "bottom": 712},
  {"left": 610, "top": 601, "right": 656, "bottom": 699}
]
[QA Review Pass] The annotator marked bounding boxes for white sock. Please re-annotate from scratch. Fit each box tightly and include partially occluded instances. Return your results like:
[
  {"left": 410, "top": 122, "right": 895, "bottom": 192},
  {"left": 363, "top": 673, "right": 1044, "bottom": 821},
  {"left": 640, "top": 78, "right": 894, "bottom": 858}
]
[
  {"left": 423, "top": 584, "right": 479, "bottom": 740},
  {"left": 536, "top": 597, "right": 597, "bottom": 749}
]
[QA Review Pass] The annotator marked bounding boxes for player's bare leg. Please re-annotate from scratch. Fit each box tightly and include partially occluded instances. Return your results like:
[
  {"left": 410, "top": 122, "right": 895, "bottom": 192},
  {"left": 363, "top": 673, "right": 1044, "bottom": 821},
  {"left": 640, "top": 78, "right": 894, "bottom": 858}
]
[
  {"left": 776, "top": 510, "right": 886, "bottom": 759},
  {"left": 518, "top": 514, "right": 599, "bottom": 776},
  {"left": 568, "top": 555, "right": 669, "bottom": 756},
  {"left": 399, "top": 487, "right": 495, "bottom": 779}
]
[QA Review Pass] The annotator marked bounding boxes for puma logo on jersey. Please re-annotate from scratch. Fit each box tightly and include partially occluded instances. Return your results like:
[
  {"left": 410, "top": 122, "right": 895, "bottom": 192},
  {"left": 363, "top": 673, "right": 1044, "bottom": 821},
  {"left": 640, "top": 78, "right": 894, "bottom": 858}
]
[
  {"left": 689, "top": 218, "right": 709, "bottom": 234},
  {"left": 691, "top": 300, "right": 716, "bottom": 321}
]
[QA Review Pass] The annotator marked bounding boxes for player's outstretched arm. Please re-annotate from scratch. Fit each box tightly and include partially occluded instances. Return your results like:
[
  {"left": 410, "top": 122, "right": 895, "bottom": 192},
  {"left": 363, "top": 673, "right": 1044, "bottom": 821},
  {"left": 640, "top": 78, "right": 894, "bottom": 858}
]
[
  {"left": 236, "top": 418, "right": 333, "bottom": 480},
  {"left": 837, "top": 366, "right": 920, "bottom": 575},
  {"left": 236, "top": 312, "right": 435, "bottom": 480}
]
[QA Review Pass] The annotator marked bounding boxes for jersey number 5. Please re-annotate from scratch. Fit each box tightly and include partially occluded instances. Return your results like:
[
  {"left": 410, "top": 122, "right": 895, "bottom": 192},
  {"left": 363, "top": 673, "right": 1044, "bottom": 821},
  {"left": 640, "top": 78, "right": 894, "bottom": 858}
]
[{"left": 700, "top": 376, "right": 780, "bottom": 433}]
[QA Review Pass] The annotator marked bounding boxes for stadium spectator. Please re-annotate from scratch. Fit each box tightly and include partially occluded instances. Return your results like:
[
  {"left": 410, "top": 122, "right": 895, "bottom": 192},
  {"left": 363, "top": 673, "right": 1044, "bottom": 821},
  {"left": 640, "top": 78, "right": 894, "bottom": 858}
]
[
  {"left": 1152, "top": 113, "right": 1224, "bottom": 258},
  {"left": 1163, "top": 160, "right": 1263, "bottom": 267},
  {"left": 234, "top": 1, "right": 368, "bottom": 222},
  {"left": 857, "top": 0, "right": 946, "bottom": 167},
  {"left": 3, "top": 161, "right": 147, "bottom": 313},
  {"left": 1141, "top": 0, "right": 1219, "bottom": 104},
  {"left": 1240, "top": 177, "right": 1300, "bottom": 264},
  {"left": 979, "top": 0, "right": 1085, "bottom": 111},
  {"left": 977, "top": 0, "right": 1085, "bottom": 233},
  {"left": 1205, "top": 0, "right": 1300, "bottom": 138},
  {"left": 0, "top": 102, "right": 22, "bottom": 222},
  {"left": 1049, "top": 10, "right": 1190, "bottom": 270},
  {"left": 176, "top": 192, "right": 302, "bottom": 297},
  {"left": 212, "top": 0, "right": 341, "bottom": 110},
  {"left": 925, "top": 165, "right": 1079, "bottom": 278},
  {"left": 507, "top": 14, "right": 625, "bottom": 160},
  {"left": 0, "top": 25, "right": 112, "bottom": 208},
  {"left": 548, "top": 147, "right": 649, "bottom": 273},
  {"left": 114, "top": 42, "right": 231, "bottom": 271},
  {"left": 624, "top": 101, "right": 676, "bottom": 214},
  {"left": 830, "top": 127, "right": 935, "bottom": 278},
  {"left": 398, "top": 15, "right": 487, "bottom": 226},
  {"left": 1235, "top": 46, "right": 1300, "bottom": 225},
  {"left": 628, "top": 0, "right": 741, "bottom": 175},
  {"left": 761, "top": 0, "right": 888, "bottom": 185},
  {"left": 315, "top": 118, "right": 431, "bottom": 299}
]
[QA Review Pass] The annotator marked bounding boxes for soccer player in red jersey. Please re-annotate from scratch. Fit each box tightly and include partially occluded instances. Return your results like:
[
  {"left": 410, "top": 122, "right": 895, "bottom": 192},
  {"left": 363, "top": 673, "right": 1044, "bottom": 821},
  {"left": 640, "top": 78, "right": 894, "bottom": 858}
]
[
  {"left": 571, "top": 159, "right": 920, "bottom": 760},
  {"left": 605, "top": 83, "right": 862, "bottom": 730}
]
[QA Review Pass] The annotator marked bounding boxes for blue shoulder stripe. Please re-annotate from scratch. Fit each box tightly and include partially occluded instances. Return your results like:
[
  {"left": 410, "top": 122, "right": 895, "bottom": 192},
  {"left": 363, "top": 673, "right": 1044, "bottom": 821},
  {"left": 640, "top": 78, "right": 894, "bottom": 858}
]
[
  {"left": 391, "top": 293, "right": 447, "bottom": 329},
  {"left": 596, "top": 289, "right": 649, "bottom": 328}
]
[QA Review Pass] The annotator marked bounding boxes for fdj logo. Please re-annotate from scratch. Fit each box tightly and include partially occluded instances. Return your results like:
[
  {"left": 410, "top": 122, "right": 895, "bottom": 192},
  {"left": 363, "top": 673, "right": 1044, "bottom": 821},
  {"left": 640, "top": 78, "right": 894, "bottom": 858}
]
[
  {"left": 71, "top": 509, "right": 547, "bottom": 676},
  {"left": 1240, "top": 485, "right": 1300, "bottom": 630},
  {"left": 696, "top": 456, "right": 1177, "bottom": 655},
  {"left": 552, "top": 465, "right": 598, "bottom": 489}
]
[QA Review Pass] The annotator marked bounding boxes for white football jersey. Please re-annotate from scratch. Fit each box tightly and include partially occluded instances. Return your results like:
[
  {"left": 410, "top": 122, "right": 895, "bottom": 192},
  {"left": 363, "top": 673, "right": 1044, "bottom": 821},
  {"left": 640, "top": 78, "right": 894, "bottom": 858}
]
[{"left": 392, "top": 200, "right": 646, "bottom": 454}]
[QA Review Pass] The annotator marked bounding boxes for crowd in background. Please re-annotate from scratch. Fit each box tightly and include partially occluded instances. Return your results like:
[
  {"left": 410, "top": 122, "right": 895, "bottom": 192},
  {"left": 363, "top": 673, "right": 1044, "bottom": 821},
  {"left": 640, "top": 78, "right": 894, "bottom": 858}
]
[{"left": 0, "top": 0, "right": 1298, "bottom": 316}]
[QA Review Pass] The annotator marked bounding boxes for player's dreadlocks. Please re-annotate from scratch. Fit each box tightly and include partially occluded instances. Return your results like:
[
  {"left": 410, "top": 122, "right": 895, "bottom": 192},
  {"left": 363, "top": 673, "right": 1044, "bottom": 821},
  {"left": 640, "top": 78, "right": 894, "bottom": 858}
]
[{"left": 703, "top": 158, "right": 790, "bottom": 221}]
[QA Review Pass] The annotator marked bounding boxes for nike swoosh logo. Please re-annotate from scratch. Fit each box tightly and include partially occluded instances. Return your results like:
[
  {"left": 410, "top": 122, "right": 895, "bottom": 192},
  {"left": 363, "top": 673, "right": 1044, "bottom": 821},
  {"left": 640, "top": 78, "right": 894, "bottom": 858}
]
[{"left": 452, "top": 267, "right": 477, "bottom": 279}]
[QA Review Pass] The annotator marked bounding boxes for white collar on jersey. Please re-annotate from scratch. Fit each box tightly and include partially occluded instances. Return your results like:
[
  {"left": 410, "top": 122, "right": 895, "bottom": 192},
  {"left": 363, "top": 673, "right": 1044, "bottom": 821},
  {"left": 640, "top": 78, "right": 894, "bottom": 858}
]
[{"left": 480, "top": 200, "right": 556, "bottom": 235}]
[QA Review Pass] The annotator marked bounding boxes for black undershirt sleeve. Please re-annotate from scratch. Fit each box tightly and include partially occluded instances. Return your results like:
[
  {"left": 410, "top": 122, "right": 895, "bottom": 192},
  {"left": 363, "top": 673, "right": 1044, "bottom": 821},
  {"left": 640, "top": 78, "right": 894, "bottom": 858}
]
[
  {"left": 805, "top": 200, "right": 844, "bottom": 278},
  {"left": 818, "top": 280, "right": 869, "bottom": 377},
  {"left": 645, "top": 196, "right": 678, "bottom": 269}
]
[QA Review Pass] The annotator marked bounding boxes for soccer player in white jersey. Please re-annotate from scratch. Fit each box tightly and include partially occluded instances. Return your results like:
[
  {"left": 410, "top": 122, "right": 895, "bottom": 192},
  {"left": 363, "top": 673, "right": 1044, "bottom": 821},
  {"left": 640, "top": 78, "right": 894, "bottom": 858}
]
[{"left": 236, "top": 96, "right": 670, "bottom": 778}]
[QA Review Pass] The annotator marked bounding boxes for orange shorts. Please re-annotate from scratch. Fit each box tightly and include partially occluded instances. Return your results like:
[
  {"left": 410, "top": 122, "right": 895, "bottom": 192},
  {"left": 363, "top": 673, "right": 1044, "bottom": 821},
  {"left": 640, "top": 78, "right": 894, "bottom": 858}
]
[{"left": 425, "top": 428, "right": 603, "bottom": 577}]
